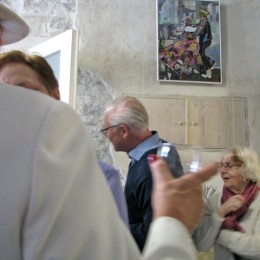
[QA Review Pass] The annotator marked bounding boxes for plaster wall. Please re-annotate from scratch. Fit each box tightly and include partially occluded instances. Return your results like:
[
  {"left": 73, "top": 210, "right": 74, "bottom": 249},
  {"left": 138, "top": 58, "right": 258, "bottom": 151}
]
[{"left": 2, "top": 0, "right": 260, "bottom": 166}]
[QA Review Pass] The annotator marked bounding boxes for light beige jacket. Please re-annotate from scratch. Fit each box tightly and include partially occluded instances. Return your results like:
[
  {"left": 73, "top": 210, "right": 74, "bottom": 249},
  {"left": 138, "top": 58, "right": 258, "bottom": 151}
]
[
  {"left": 193, "top": 186, "right": 260, "bottom": 260},
  {"left": 0, "top": 85, "right": 196, "bottom": 260}
]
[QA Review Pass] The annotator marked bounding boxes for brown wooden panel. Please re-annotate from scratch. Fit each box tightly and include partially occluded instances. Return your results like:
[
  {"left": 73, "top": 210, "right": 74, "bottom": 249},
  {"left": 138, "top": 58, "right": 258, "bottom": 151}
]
[
  {"left": 139, "top": 97, "right": 185, "bottom": 144},
  {"left": 187, "top": 98, "right": 248, "bottom": 148},
  {"left": 137, "top": 96, "right": 248, "bottom": 149}
]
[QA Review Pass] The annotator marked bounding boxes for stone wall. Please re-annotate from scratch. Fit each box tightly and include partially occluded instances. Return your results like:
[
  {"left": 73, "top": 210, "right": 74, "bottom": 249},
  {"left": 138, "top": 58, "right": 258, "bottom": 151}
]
[
  {"left": 4, "top": 0, "right": 260, "bottom": 161},
  {"left": 76, "top": 68, "right": 117, "bottom": 162}
]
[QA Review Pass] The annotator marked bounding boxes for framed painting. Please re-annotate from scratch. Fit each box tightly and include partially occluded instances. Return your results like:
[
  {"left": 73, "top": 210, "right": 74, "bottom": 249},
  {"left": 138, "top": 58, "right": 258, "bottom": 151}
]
[
  {"left": 157, "top": 0, "right": 222, "bottom": 84},
  {"left": 29, "top": 29, "right": 79, "bottom": 108}
]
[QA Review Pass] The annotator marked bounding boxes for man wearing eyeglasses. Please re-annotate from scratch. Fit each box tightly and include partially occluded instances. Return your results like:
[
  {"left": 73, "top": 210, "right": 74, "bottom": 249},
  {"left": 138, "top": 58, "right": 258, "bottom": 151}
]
[{"left": 102, "top": 96, "right": 183, "bottom": 251}]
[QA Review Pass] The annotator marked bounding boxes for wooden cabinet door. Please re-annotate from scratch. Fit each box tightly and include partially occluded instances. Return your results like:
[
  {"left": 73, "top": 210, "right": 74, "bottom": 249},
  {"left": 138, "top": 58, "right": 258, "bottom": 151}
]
[
  {"left": 186, "top": 98, "right": 228, "bottom": 148},
  {"left": 138, "top": 96, "right": 248, "bottom": 149},
  {"left": 226, "top": 99, "right": 248, "bottom": 147},
  {"left": 139, "top": 97, "right": 185, "bottom": 144},
  {"left": 186, "top": 98, "right": 248, "bottom": 148}
]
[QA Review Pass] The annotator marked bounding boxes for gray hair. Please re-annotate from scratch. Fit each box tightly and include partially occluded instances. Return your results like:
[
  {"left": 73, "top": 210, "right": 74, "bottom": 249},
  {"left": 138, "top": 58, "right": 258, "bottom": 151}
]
[
  {"left": 105, "top": 96, "right": 149, "bottom": 134},
  {"left": 222, "top": 146, "right": 260, "bottom": 185}
]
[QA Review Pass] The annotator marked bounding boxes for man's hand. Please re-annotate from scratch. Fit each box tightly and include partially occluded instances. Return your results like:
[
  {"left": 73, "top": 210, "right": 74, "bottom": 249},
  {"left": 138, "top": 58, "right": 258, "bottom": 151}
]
[{"left": 148, "top": 155, "right": 218, "bottom": 233}]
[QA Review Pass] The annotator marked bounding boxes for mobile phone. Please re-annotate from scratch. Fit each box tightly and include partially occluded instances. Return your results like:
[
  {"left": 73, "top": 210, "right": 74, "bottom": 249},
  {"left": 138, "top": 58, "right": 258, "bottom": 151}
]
[{"left": 157, "top": 143, "right": 184, "bottom": 178}]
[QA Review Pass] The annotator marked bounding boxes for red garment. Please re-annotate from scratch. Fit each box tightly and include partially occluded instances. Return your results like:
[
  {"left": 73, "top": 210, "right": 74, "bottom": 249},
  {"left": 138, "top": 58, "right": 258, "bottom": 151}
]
[{"left": 221, "top": 182, "right": 259, "bottom": 232}]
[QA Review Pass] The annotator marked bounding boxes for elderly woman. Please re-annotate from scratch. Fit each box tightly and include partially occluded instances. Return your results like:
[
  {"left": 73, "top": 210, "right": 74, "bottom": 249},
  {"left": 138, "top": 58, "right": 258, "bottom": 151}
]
[{"left": 193, "top": 146, "right": 260, "bottom": 260}]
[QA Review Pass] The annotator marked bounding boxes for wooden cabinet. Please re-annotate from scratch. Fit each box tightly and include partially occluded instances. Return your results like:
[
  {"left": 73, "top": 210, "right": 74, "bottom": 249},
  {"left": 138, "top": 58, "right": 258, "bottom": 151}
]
[{"left": 138, "top": 96, "right": 248, "bottom": 149}]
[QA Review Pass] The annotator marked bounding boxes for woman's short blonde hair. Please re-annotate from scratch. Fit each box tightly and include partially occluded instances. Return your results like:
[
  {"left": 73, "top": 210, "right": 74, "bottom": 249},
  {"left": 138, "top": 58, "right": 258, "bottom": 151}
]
[{"left": 222, "top": 146, "right": 260, "bottom": 184}]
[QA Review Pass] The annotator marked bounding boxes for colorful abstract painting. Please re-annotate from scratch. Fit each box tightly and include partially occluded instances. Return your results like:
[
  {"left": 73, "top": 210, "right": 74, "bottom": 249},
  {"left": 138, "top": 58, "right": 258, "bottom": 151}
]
[{"left": 157, "top": 0, "right": 222, "bottom": 84}]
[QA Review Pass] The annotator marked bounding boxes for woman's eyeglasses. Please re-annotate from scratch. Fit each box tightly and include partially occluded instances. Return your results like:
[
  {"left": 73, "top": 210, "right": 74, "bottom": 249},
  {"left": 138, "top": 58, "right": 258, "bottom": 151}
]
[{"left": 219, "top": 162, "right": 242, "bottom": 170}]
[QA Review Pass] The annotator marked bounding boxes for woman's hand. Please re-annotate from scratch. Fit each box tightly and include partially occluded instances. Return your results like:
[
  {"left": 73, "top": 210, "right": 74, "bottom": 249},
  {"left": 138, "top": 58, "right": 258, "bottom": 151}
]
[{"left": 217, "top": 195, "right": 245, "bottom": 218}]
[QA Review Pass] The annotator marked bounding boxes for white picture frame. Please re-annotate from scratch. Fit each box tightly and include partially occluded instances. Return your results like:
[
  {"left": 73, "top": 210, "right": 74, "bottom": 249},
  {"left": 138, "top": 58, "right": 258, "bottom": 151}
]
[{"left": 29, "top": 29, "right": 79, "bottom": 108}]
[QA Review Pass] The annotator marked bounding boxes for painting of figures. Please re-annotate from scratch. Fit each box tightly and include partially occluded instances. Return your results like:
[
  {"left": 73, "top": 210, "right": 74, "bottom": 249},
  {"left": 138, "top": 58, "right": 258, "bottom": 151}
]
[{"left": 157, "top": 0, "right": 222, "bottom": 84}]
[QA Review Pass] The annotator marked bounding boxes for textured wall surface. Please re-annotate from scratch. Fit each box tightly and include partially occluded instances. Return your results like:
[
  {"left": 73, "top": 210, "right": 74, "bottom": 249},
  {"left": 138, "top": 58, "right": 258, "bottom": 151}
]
[
  {"left": 2, "top": 0, "right": 260, "bottom": 163},
  {"left": 3, "top": 0, "right": 260, "bottom": 158},
  {"left": 76, "top": 68, "right": 117, "bottom": 163},
  {"left": 75, "top": 0, "right": 259, "bottom": 158}
]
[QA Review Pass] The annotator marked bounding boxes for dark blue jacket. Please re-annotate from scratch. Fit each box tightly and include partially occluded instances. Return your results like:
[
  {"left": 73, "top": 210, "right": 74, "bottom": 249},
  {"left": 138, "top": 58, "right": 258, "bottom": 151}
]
[{"left": 124, "top": 145, "right": 182, "bottom": 251}]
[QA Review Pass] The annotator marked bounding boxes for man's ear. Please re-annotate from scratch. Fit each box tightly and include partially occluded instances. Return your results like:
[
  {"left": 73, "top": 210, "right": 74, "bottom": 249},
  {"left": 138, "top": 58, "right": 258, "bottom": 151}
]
[
  {"left": 121, "top": 124, "right": 130, "bottom": 138},
  {"left": 53, "top": 87, "right": 60, "bottom": 100}
]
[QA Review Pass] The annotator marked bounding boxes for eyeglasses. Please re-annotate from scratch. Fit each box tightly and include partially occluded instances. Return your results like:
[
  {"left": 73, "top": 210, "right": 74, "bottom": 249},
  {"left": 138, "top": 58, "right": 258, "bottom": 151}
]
[
  {"left": 219, "top": 162, "right": 242, "bottom": 170},
  {"left": 100, "top": 124, "right": 121, "bottom": 133}
]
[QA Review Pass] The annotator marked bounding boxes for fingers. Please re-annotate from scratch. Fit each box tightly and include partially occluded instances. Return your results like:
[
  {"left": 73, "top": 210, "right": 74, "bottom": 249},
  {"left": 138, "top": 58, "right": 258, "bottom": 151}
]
[
  {"left": 186, "top": 161, "right": 219, "bottom": 184},
  {"left": 148, "top": 155, "right": 217, "bottom": 232},
  {"left": 237, "top": 195, "right": 246, "bottom": 202},
  {"left": 148, "top": 154, "right": 219, "bottom": 187},
  {"left": 230, "top": 195, "right": 246, "bottom": 208},
  {"left": 148, "top": 155, "right": 174, "bottom": 185}
]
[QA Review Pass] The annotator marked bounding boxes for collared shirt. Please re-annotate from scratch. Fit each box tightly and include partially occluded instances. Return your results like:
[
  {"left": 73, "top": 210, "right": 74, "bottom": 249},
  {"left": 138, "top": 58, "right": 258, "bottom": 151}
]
[{"left": 128, "top": 131, "right": 163, "bottom": 163}]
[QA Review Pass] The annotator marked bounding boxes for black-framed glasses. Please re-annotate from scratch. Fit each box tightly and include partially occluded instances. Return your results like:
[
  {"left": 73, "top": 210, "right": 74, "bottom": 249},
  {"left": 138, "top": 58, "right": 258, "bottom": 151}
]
[
  {"left": 219, "top": 162, "right": 242, "bottom": 170},
  {"left": 100, "top": 124, "right": 121, "bottom": 133}
]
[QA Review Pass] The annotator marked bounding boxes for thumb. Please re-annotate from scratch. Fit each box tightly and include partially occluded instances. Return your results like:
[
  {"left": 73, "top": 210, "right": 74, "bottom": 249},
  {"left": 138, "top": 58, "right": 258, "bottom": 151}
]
[{"left": 148, "top": 155, "right": 174, "bottom": 187}]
